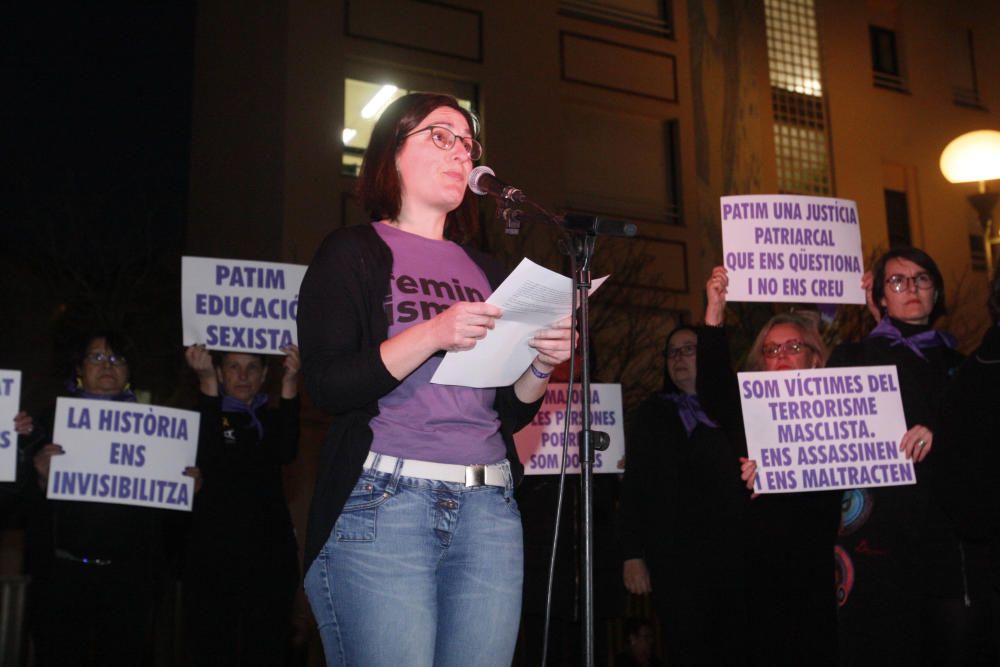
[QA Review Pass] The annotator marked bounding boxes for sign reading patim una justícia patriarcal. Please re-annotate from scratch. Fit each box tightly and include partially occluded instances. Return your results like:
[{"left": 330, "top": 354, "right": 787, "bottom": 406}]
[{"left": 721, "top": 194, "right": 865, "bottom": 304}]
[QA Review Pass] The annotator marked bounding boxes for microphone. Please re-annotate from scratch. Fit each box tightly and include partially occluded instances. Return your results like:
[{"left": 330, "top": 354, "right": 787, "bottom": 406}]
[
  {"left": 467, "top": 166, "right": 527, "bottom": 203},
  {"left": 562, "top": 213, "right": 638, "bottom": 237}
]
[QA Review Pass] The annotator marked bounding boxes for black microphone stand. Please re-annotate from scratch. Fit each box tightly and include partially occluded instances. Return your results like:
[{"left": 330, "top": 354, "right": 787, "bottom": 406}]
[
  {"left": 563, "top": 231, "right": 609, "bottom": 667},
  {"left": 496, "top": 196, "right": 629, "bottom": 667}
]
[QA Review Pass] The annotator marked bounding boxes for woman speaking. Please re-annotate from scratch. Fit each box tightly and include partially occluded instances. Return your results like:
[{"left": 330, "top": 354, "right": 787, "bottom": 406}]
[{"left": 298, "top": 92, "right": 574, "bottom": 666}]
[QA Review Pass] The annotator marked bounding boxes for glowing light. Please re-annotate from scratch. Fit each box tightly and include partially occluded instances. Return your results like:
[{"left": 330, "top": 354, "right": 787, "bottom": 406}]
[
  {"left": 360, "top": 85, "right": 398, "bottom": 119},
  {"left": 939, "top": 130, "right": 1000, "bottom": 184},
  {"left": 342, "top": 128, "right": 357, "bottom": 144}
]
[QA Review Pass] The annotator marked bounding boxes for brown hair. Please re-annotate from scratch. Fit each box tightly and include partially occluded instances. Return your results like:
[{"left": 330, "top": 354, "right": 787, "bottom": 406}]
[
  {"left": 356, "top": 92, "right": 480, "bottom": 244},
  {"left": 744, "top": 311, "right": 828, "bottom": 372}
]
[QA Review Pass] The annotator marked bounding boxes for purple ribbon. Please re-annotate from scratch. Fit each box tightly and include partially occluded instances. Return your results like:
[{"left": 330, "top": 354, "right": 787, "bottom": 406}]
[
  {"left": 221, "top": 392, "right": 268, "bottom": 438},
  {"left": 664, "top": 392, "right": 718, "bottom": 435},
  {"left": 867, "top": 318, "right": 956, "bottom": 361}
]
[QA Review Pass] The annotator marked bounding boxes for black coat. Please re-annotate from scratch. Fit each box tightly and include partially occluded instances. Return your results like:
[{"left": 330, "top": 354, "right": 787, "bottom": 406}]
[
  {"left": 828, "top": 319, "right": 965, "bottom": 597},
  {"left": 186, "top": 394, "right": 300, "bottom": 586},
  {"left": 939, "top": 325, "right": 1000, "bottom": 544},
  {"left": 620, "top": 393, "right": 746, "bottom": 571}
]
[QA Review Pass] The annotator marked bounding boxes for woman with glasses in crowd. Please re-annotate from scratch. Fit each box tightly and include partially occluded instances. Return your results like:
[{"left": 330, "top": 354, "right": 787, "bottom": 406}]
[
  {"left": 828, "top": 247, "right": 970, "bottom": 664},
  {"left": 620, "top": 323, "right": 749, "bottom": 665},
  {"left": 26, "top": 331, "right": 199, "bottom": 666},
  {"left": 698, "top": 266, "right": 842, "bottom": 667},
  {"left": 297, "top": 92, "right": 574, "bottom": 666}
]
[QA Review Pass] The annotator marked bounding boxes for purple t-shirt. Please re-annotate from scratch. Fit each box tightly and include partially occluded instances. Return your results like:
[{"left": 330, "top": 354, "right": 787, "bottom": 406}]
[{"left": 368, "top": 222, "right": 506, "bottom": 464}]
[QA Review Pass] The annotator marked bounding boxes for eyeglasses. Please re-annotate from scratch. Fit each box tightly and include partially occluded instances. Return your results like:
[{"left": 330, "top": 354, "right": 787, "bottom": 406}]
[
  {"left": 761, "top": 340, "right": 812, "bottom": 359},
  {"left": 885, "top": 273, "right": 934, "bottom": 293},
  {"left": 666, "top": 344, "right": 696, "bottom": 359},
  {"left": 83, "top": 352, "right": 127, "bottom": 367},
  {"left": 404, "top": 125, "right": 482, "bottom": 160}
]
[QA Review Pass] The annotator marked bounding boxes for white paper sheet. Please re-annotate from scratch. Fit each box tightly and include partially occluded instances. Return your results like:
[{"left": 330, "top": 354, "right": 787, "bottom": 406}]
[{"left": 430, "top": 258, "right": 607, "bottom": 388}]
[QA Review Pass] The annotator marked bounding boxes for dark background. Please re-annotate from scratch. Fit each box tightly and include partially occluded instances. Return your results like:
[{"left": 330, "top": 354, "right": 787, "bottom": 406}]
[{"left": 3, "top": 3, "right": 197, "bottom": 410}]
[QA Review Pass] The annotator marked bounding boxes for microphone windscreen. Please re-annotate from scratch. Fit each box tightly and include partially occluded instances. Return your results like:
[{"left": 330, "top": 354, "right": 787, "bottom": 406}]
[{"left": 468, "top": 165, "right": 496, "bottom": 196}]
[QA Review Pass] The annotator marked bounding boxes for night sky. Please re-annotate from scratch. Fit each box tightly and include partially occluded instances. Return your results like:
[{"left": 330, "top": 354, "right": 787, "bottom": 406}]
[
  {"left": 3, "top": 4, "right": 198, "bottom": 405},
  {"left": 5, "top": 3, "right": 195, "bottom": 238}
]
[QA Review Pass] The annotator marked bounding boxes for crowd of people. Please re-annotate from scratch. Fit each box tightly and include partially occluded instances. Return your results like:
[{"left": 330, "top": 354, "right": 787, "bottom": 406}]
[
  {"left": 621, "top": 253, "right": 1000, "bottom": 665},
  {"left": 8, "top": 333, "right": 303, "bottom": 666},
  {"left": 3, "top": 90, "right": 999, "bottom": 666}
]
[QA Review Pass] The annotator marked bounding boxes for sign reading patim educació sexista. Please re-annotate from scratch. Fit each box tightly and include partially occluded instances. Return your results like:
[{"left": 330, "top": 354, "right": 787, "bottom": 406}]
[{"left": 182, "top": 256, "right": 307, "bottom": 354}]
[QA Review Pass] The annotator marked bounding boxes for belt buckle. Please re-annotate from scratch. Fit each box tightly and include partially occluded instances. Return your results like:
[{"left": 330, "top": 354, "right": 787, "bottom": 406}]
[{"left": 465, "top": 465, "right": 485, "bottom": 487}]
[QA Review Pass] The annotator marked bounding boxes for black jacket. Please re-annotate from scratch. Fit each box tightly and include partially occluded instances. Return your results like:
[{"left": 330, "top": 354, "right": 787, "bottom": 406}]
[
  {"left": 828, "top": 318, "right": 965, "bottom": 596},
  {"left": 186, "top": 394, "right": 299, "bottom": 583},
  {"left": 620, "top": 392, "right": 746, "bottom": 570},
  {"left": 297, "top": 223, "right": 542, "bottom": 572},
  {"left": 938, "top": 324, "right": 1000, "bottom": 543}
]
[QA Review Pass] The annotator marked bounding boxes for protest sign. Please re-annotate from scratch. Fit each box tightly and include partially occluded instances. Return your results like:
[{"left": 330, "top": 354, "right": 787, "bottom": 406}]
[
  {"left": 514, "top": 383, "right": 625, "bottom": 475},
  {"left": 721, "top": 194, "right": 865, "bottom": 304},
  {"left": 0, "top": 370, "right": 21, "bottom": 482},
  {"left": 47, "top": 398, "right": 199, "bottom": 511},
  {"left": 738, "top": 366, "right": 913, "bottom": 493},
  {"left": 182, "top": 256, "right": 307, "bottom": 354}
]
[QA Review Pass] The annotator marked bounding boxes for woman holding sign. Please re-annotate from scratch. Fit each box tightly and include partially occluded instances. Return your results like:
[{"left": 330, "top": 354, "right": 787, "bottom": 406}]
[
  {"left": 27, "top": 331, "right": 200, "bottom": 667},
  {"left": 297, "top": 92, "right": 574, "bottom": 666},
  {"left": 620, "top": 324, "right": 749, "bottom": 665},
  {"left": 698, "top": 266, "right": 842, "bottom": 667},
  {"left": 827, "top": 247, "right": 969, "bottom": 664},
  {"left": 183, "top": 344, "right": 301, "bottom": 666}
]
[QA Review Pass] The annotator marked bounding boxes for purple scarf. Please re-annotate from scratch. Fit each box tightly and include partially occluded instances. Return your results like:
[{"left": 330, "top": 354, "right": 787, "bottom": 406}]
[
  {"left": 66, "top": 380, "right": 136, "bottom": 403},
  {"left": 221, "top": 392, "right": 268, "bottom": 438},
  {"left": 664, "top": 392, "right": 718, "bottom": 435},
  {"left": 867, "top": 318, "right": 956, "bottom": 361}
]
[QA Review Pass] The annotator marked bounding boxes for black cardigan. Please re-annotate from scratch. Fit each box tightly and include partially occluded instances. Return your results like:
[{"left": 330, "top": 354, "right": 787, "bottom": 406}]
[{"left": 297, "top": 223, "right": 542, "bottom": 572}]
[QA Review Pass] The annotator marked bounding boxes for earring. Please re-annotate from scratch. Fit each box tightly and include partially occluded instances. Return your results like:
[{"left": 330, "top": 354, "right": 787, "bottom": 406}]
[{"left": 75, "top": 376, "right": 83, "bottom": 389}]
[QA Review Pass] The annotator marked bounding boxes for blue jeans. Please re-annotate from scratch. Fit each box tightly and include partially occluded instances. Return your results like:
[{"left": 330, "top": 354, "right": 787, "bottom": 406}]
[{"left": 304, "top": 457, "right": 524, "bottom": 666}]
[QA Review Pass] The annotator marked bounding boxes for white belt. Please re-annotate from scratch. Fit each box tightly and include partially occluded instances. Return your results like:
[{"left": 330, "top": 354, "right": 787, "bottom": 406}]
[{"left": 364, "top": 451, "right": 507, "bottom": 488}]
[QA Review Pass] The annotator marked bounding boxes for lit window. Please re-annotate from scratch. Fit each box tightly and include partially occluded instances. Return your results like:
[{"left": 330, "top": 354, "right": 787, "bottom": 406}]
[
  {"left": 765, "top": 0, "right": 833, "bottom": 195},
  {"left": 342, "top": 78, "right": 476, "bottom": 177}
]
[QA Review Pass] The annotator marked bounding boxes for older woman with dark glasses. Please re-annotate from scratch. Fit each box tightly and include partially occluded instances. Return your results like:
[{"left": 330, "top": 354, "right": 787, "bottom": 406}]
[
  {"left": 697, "top": 266, "right": 841, "bottom": 667},
  {"left": 827, "top": 246, "right": 970, "bottom": 664}
]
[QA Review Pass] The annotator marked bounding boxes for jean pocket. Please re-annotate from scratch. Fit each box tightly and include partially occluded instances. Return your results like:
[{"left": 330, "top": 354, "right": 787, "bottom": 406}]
[{"left": 334, "top": 475, "right": 390, "bottom": 542}]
